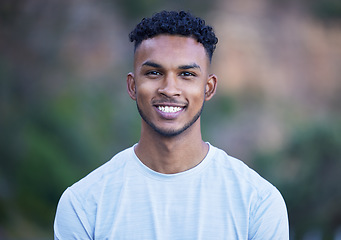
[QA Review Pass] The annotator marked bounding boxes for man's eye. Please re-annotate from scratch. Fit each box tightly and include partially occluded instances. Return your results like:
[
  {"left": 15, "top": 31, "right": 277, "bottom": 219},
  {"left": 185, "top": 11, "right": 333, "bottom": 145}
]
[
  {"left": 146, "top": 71, "right": 161, "bottom": 76},
  {"left": 180, "top": 72, "right": 195, "bottom": 77}
]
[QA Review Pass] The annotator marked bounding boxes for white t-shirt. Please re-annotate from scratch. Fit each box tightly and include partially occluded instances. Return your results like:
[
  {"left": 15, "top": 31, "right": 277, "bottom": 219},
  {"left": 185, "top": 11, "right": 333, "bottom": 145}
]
[{"left": 54, "top": 143, "right": 289, "bottom": 239}]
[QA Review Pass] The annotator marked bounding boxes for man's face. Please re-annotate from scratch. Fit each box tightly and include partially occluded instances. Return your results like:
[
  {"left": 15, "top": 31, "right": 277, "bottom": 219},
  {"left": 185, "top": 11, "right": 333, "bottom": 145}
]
[{"left": 127, "top": 34, "right": 217, "bottom": 137}]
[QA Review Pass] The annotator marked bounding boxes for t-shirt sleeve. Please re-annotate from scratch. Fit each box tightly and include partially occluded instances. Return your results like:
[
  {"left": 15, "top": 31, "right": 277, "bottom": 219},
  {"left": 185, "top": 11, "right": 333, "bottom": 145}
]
[
  {"left": 248, "top": 187, "right": 289, "bottom": 240},
  {"left": 54, "top": 188, "right": 93, "bottom": 240}
]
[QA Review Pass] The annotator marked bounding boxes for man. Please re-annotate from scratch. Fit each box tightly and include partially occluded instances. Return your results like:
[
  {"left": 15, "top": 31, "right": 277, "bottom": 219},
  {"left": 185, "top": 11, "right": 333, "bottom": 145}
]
[{"left": 54, "top": 10, "right": 289, "bottom": 239}]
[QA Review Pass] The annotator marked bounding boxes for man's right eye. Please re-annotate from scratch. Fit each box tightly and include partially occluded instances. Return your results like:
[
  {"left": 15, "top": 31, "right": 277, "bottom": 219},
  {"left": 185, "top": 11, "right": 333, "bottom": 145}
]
[
  {"left": 146, "top": 71, "right": 161, "bottom": 75},
  {"left": 145, "top": 71, "right": 163, "bottom": 78}
]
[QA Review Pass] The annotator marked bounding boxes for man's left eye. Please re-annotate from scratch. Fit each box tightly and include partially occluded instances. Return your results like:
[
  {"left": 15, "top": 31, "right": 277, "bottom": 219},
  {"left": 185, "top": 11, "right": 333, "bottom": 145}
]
[{"left": 180, "top": 72, "right": 195, "bottom": 77}]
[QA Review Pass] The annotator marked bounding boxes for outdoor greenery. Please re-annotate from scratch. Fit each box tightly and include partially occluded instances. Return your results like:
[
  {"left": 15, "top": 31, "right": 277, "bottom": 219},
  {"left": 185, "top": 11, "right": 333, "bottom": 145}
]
[{"left": 253, "top": 120, "right": 341, "bottom": 239}]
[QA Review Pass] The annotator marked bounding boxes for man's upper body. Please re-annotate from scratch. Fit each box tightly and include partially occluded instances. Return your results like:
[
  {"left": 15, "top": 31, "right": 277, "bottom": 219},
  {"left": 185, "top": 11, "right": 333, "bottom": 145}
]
[
  {"left": 54, "top": 10, "right": 289, "bottom": 239},
  {"left": 54, "top": 144, "right": 288, "bottom": 239}
]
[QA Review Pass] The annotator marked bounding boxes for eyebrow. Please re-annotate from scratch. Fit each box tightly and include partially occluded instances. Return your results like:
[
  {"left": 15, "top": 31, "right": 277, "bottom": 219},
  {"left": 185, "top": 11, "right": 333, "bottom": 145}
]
[
  {"left": 142, "top": 61, "right": 162, "bottom": 68},
  {"left": 142, "top": 61, "right": 201, "bottom": 71},
  {"left": 179, "top": 63, "right": 201, "bottom": 71}
]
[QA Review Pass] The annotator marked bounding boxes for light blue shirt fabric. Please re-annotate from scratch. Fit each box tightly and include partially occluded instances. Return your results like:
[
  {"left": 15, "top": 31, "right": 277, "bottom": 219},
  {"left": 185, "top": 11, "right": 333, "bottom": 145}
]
[{"left": 54, "top": 143, "right": 289, "bottom": 239}]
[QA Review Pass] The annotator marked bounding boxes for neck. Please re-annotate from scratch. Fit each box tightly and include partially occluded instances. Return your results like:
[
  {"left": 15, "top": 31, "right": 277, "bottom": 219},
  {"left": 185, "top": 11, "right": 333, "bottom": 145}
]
[{"left": 134, "top": 120, "right": 209, "bottom": 174}]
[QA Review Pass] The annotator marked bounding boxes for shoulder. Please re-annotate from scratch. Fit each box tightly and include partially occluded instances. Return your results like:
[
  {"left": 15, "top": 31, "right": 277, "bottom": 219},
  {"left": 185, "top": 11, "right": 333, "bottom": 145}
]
[
  {"left": 209, "top": 144, "right": 281, "bottom": 198},
  {"left": 210, "top": 145, "right": 288, "bottom": 236},
  {"left": 54, "top": 146, "right": 137, "bottom": 237},
  {"left": 67, "top": 146, "right": 135, "bottom": 198}
]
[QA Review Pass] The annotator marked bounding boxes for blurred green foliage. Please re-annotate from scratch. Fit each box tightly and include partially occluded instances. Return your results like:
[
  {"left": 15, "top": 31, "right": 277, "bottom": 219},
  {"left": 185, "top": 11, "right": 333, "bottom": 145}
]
[
  {"left": 311, "top": 0, "right": 341, "bottom": 20},
  {"left": 253, "top": 119, "right": 341, "bottom": 239}
]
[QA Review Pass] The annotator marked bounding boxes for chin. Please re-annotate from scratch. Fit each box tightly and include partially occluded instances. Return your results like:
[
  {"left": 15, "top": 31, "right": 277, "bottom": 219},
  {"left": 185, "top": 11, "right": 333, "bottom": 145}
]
[{"left": 153, "top": 127, "right": 186, "bottom": 138}]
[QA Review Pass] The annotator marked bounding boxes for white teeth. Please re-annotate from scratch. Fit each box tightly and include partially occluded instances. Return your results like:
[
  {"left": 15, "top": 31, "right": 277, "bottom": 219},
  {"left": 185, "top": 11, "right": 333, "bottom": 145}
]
[{"left": 158, "top": 106, "right": 182, "bottom": 113}]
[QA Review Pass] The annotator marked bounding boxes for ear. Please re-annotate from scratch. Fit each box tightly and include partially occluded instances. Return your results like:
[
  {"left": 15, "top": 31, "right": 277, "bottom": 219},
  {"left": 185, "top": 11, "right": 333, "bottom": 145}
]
[
  {"left": 127, "top": 72, "right": 137, "bottom": 101},
  {"left": 205, "top": 74, "right": 217, "bottom": 101}
]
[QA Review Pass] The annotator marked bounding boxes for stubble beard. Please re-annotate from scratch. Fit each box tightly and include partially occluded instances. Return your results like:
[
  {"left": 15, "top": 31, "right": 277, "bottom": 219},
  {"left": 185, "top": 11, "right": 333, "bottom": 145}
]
[{"left": 136, "top": 101, "right": 205, "bottom": 138}]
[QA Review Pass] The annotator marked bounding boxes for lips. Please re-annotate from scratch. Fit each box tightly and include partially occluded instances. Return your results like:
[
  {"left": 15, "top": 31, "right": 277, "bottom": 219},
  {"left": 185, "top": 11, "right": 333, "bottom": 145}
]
[{"left": 153, "top": 102, "right": 186, "bottom": 119}]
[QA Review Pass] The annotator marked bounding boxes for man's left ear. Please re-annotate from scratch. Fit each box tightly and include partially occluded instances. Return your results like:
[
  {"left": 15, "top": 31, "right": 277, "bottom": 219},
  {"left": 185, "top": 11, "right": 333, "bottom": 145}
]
[{"left": 205, "top": 74, "right": 218, "bottom": 101}]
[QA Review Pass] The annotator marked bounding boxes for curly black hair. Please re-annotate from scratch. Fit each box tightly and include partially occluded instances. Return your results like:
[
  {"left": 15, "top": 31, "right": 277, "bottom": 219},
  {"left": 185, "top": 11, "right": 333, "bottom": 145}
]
[{"left": 129, "top": 10, "right": 218, "bottom": 61}]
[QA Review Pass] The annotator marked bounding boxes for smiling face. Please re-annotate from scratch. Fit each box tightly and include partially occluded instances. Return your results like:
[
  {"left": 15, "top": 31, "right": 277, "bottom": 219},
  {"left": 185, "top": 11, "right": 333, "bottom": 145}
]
[{"left": 127, "top": 34, "right": 217, "bottom": 138}]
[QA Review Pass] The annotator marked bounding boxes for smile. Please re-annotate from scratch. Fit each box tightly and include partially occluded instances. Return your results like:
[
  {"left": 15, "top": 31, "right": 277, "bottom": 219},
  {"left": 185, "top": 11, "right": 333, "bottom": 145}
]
[{"left": 157, "top": 106, "right": 183, "bottom": 113}]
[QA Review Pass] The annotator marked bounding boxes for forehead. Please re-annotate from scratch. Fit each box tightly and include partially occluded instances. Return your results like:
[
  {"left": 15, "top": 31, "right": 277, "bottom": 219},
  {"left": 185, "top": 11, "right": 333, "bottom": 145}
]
[{"left": 134, "top": 35, "right": 209, "bottom": 67}]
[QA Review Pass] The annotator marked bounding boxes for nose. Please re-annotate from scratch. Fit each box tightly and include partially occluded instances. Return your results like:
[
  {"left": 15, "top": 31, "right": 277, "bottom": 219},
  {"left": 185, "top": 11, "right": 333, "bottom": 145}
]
[{"left": 157, "top": 73, "right": 181, "bottom": 97}]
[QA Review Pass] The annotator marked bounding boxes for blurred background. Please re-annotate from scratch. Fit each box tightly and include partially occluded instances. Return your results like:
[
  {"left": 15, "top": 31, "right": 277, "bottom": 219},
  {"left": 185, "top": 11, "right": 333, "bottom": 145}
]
[{"left": 0, "top": 0, "right": 340, "bottom": 239}]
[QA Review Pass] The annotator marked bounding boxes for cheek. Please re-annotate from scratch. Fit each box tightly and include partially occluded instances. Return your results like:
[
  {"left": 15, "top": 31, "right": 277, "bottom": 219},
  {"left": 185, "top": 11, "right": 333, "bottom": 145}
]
[
  {"left": 135, "top": 82, "right": 155, "bottom": 102},
  {"left": 188, "top": 83, "right": 206, "bottom": 99}
]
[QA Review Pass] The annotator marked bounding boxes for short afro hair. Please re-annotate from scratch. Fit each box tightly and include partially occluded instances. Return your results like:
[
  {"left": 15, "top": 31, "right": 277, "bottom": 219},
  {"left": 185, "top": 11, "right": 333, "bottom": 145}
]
[{"left": 129, "top": 10, "right": 218, "bottom": 61}]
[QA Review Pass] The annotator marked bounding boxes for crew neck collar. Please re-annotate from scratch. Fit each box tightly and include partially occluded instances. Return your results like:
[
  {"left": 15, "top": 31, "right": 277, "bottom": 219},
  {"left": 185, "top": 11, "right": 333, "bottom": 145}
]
[{"left": 131, "top": 142, "right": 215, "bottom": 181}]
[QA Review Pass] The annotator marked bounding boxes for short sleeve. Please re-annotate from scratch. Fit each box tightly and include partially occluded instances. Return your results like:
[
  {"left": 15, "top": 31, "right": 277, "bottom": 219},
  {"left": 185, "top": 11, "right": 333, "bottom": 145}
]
[
  {"left": 54, "top": 188, "right": 93, "bottom": 240},
  {"left": 249, "top": 187, "right": 289, "bottom": 240}
]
